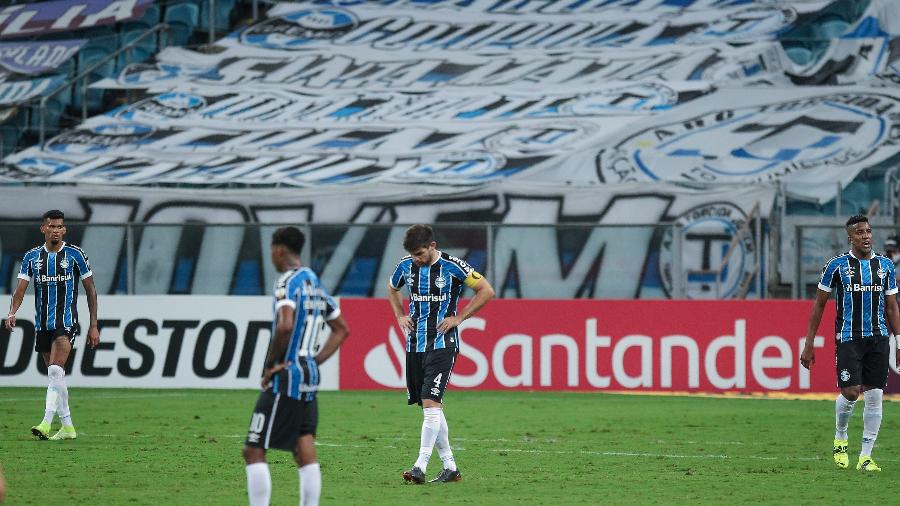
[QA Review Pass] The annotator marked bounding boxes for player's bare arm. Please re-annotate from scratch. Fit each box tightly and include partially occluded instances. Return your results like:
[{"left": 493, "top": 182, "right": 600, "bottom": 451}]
[
  {"left": 314, "top": 315, "right": 350, "bottom": 365},
  {"left": 262, "top": 304, "right": 294, "bottom": 388},
  {"left": 885, "top": 293, "right": 900, "bottom": 368},
  {"left": 387, "top": 283, "right": 413, "bottom": 332},
  {"left": 82, "top": 275, "right": 100, "bottom": 349},
  {"left": 4, "top": 278, "right": 28, "bottom": 330},
  {"left": 801, "top": 288, "right": 830, "bottom": 369},
  {"left": 436, "top": 277, "right": 495, "bottom": 333}
]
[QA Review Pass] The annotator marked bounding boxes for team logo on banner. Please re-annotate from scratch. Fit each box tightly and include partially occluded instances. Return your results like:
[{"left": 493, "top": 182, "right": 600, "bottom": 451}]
[
  {"left": 241, "top": 8, "right": 359, "bottom": 50},
  {"left": 46, "top": 123, "right": 156, "bottom": 155},
  {"left": 113, "top": 92, "right": 207, "bottom": 120},
  {"left": 0, "top": 157, "right": 73, "bottom": 178},
  {"left": 659, "top": 202, "right": 756, "bottom": 299},
  {"left": 596, "top": 93, "right": 900, "bottom": 184}
]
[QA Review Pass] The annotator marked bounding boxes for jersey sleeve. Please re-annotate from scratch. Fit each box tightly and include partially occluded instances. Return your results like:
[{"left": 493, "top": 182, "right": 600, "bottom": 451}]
[
  {"left": 886, "top": 260, "right": 898, "bottom": 296},
  {"left": 71, "top": 248, "right": 93, "bottom": 280},
  {"left": 817, "top": 259, "right": 839, "bottom": 293},
  {"left": 322, "top": 287, "right": 341, "bottom": 321},
  {"left": 389, "top": 260, "right": 406, "bottom": 289},
  {"left": 274, "top": 272, "right": 296, "bottom": 311},
  {"left": 17, "top": 251, "right": 33, "bottom": 282},
  {"left": 445, "top": 254, "right": 485, "bottom": 288}
]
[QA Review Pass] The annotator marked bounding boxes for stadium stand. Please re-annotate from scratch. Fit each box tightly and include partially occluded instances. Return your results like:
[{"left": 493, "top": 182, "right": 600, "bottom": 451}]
[{"left": 0, "top": 0, "right": 898, "bottom": 299}]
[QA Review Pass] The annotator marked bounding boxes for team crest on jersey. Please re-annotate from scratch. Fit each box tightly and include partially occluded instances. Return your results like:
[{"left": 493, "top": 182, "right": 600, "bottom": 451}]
[
  {"left": 845, "top": 266, "right": 855, "bottom": 278},
  {"left": 406, "top": 274, "right": 414, "bottom": 286},
  {"left": 877, "top": 268, "right": 886, "bottom": 280},
  {"left": 34, "top": 258, "right": 43, "bottom": 271},
  {"left": 434, "top": 276, "right": 446, "bottom": 289},
  {"left": 59, "top": 257, "right": 69, "bottom": 269}
]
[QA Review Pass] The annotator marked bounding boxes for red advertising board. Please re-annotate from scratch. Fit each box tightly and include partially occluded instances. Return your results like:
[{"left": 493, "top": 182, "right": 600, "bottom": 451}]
[{"left": 339, "top": 298, "right": 899, "bottom": 394}]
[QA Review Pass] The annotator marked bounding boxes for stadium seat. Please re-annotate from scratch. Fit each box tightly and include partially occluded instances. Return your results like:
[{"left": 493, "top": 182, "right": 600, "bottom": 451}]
[
  {"left": 29, "top": 97, "right": 66, "bottom": 137},
  {"left": 163, "top": 2, "right": 200, "bottom": 47},
  {"left": 815, "top": 14, "right": 850, "bottom": 39},
  {"left": 0, "top": 124, "right": 19, "bottom": 157},
  {"left": 782, "top": 42, "right": 814, "bottom": 66},
  {"left": 73, "top": 46, "right": 116, "bottom": 111},
  {"left": 117, "top": 27, "right": 158, "bottom": 72},
  {"left": 199, "top": 0, "right": 236, "bottom": 35},
  {"left": 123, "top": 2, "right": 161, "bottom": 31}
]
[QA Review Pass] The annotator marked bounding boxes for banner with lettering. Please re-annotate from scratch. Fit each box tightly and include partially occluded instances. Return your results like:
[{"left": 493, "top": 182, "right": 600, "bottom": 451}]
[
  {"left": 0, "top": 0, "right": 154, "bottom": 40},
  {"left": 0, "top": 182, "right": 773, "bottom": 299},
  {"left": 0, "top": 40, "right": 86, "bottom": 76},
  {"left": 1, "top": 86, "right": 896, "bottom": 200},
  {"left": 0, "top": 74, "right": 66, "bottom": 105}
]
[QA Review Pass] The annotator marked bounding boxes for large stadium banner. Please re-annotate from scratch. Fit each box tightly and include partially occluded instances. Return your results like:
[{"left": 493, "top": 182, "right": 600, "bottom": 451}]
[
  {"left": 0, "top": 0, "right": 153, "bottom": 39},
  {"left": 2, "top": 86, "right": 897, "bottom": 201},
  {"left": 3, "top": 296, "right": 898, "bottom": 394},
  {"left": 0, "top": 182, "right": 772, "bottom": 299}
]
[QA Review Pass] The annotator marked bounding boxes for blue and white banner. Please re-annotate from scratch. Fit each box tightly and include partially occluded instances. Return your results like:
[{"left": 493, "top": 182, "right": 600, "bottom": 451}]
[
  {"left": 95, "top": 42, "right": 786, "bottom": 91},
  {"left": 3, "top": 86, "right": 897, "bottom": 199},
  {"left": 291, "top": 0, "right": 828, "bottom": 15},
  {"left": 232, "top": 2, "right": 823, "bottom": 53},
  {"left": 108, "top": 82, "right": 713, "bottom": 125},
  {"left": 0, "top": 74, "right": 66, "bottom": 105},
  {"left": 0, "top": 40, "right": 86, "bottom": 76}
]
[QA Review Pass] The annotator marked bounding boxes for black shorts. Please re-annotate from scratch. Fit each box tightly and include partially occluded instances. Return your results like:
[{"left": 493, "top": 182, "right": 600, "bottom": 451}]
[
  {"left": 406, "top": 347, "right": 458, "bottom": 406},
  {"left": 835, "top": 336, "right": 890, "bottom": 389},
  {"left": 244, "top": 389, "right": 318, "bottom": 452},
  {"left": 35, "top": 325, "right": 78, "bottom": 353}
]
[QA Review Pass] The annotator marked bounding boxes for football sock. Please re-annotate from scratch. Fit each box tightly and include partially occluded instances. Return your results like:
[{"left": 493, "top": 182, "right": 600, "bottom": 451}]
[
  {"left": 414, "top": 407, "right": 441, "bottom": 472},
  {"left": 861, "top": 388, "right": 883, "bottom": 456},
  {"left": 436, "top": 410, "right": 457, "bottom": 471},
  {"left": 246, "top": 462, "right": 271, "bottom": 506},
  {"left": 54, "top": 366, "right": 73, "bottom": 428},
  {"left": 835, "top": 393, "right": 856, "bottom": 440},
  {"left": 299, "top": 462, "right": 321, "bottom": 506},
  {"left": 43, "top": 365, "right": 64, "bottom": 425}
]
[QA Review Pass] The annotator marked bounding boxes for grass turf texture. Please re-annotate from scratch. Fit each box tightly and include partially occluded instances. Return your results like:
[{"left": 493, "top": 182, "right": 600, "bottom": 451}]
[{"left": 1, "top": 389, "right": 897, "bottom": 504}]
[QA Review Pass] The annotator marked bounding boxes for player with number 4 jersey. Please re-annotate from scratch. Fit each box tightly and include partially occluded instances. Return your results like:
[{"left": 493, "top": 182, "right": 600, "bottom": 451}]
[{"left": 388, "top": 224, "right": 495, "bottom": 485}]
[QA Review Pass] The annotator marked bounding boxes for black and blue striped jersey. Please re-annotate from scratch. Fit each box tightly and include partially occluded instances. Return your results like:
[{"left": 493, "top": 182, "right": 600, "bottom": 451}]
[
  {"left": 18, "top": 243, "right": 92, "bottom": 331},
  {"left": 390, "top": 251, "right": 483, "bottom": 353},
  {"left": 818, "top": 251, "right": 898, "bottom": 342},
  {"left": 270, "top": 267, "right": 340, "bottom": 401}
]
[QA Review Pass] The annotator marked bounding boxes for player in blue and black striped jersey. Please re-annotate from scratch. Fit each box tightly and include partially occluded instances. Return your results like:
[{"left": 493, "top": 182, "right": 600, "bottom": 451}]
[
  {"left": 802, "top": 215, "right": 900, "bottom": 472},
  {"left": 4, "top": 210, "right": 100, "bottom": 442},
  {"left": 387, "top": 224, "right": 495, "bottom": 484},
  {"left": 243, "top": 226, "right": 349, "bottom": 506}
]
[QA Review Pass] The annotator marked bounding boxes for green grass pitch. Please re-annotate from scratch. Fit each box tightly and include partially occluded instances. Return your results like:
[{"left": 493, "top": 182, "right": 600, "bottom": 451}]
[{"left": 1, "top": 388, "right": 897, "bottom": 504}]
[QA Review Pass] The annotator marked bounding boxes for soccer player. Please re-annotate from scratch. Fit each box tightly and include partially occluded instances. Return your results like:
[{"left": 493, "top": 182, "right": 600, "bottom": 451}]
[
  {"left": 801, "top": 215, "right": 900, "bottom": 472},
  {"left": 387, "top": 224, "right": 495, "bottom": 484},
  {"left": 243, "top": 226, "right": 350, "bottom": 506},
  {"left": 4, "top": 209, "right": 100, "bottom": 441}
]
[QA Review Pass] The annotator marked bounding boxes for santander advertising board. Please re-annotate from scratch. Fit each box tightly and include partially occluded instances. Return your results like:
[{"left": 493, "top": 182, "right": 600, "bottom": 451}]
[{"left": 338, "top": 299, "right": 896, "bottom": 394}]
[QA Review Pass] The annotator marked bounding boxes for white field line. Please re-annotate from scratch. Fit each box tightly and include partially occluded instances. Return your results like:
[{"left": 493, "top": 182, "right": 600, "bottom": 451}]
[{"left": 72, "top": 434, "right": 897, "bottom": 463}]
